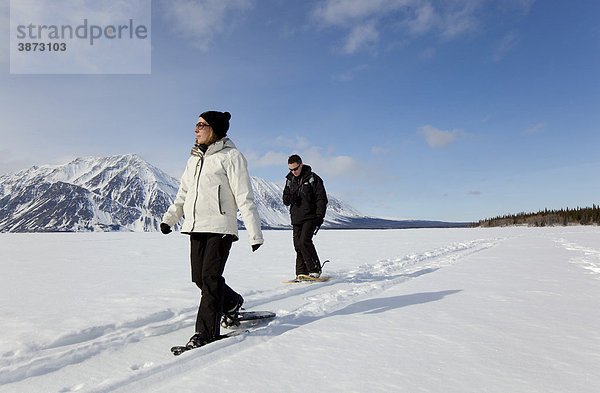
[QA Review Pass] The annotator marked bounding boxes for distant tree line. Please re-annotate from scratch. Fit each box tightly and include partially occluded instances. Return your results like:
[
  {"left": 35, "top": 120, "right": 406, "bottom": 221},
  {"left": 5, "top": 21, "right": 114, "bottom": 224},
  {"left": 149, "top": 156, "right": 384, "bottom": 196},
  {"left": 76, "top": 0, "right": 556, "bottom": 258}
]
[{"left": 474, "top": 204, "right": 600, "bottom": 227}]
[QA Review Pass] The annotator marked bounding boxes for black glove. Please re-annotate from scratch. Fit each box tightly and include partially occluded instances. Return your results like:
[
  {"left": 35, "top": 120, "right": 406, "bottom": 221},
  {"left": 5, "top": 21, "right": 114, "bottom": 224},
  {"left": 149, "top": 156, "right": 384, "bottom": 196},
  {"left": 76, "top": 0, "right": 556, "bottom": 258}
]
[
  {"left": 160, "top": 223, "right": 172, "bottom": 234},
  {"left": 252, "top": 243, "right": 261, "bottom": 252}
]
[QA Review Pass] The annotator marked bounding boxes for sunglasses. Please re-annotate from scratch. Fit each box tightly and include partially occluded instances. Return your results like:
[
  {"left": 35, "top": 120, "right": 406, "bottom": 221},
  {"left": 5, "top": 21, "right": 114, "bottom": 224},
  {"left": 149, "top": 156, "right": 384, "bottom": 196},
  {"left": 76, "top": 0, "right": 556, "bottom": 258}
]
[
  {"left": 289, "top": 165, "right": 301, "bottom": 172},
  {"left": 195, "top": 122, "right": 211, "bottom": 129}
]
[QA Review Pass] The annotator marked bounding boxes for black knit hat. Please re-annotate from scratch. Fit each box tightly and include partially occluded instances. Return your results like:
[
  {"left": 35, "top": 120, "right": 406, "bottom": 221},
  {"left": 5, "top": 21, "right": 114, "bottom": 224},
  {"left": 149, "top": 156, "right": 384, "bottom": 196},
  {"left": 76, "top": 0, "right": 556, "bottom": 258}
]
[{"left": 200, "top": 111, "right": 231, "bottom": 138}]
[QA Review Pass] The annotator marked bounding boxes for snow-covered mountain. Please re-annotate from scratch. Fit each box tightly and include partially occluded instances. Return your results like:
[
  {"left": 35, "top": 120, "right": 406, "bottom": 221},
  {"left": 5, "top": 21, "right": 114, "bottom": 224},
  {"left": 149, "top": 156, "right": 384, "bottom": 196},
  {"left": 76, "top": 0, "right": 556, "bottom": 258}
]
[
  {"left": 248, "top": 176, "right": 364, "bottom": 228},
  {"left": 0, "top": 154, "right": 178, "bottom": 232},
  {"left": 0, "top": 154, "right": 465, "bottom": 232}
]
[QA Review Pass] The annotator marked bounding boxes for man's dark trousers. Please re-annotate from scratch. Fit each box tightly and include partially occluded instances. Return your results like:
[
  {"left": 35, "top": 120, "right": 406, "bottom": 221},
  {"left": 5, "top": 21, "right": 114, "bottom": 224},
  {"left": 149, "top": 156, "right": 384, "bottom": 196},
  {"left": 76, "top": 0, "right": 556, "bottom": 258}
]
[{"left": 293, "top": 220, "right": 321, "bottom": 276}]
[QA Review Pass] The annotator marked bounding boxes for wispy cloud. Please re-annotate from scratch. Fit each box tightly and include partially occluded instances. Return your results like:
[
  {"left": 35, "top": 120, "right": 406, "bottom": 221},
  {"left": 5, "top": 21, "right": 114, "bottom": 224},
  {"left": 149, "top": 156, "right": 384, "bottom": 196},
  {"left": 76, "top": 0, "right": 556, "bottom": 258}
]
[
  {"left": 403, "top": 2, "right": 436, "bottom": 35},
  {"left": 418, "top": 125, "right": 466, "bottom": 148},
  {"left": 332, "top": 64, "right": 368, "bottom": 81},
  {"left": 273, "top": 136, "right": 311, "bottom": 150},
  {"left": 245, "top": 150, "right": 289, "bottom": 168},
  {"left": 419, "top": 47, "right": 437, "bottom": 61},
  {"left": 371, "top": 146, "right": 390, "bottom": 155},
  {"left": 490, "top": 31, "right": 519, "bottom": 62},
  {"left": 312, "top": 0, "right": 395, "bottom": 26},
  {"left": 246, "top": 139, "right": 362, "bottom": 179},
  {"left": 523, "top": 122, "right": 546, "bottom": 134},
  {"left": 311, "top": 0, "right": 483, "bottom": 54},
  {"left": 160, "top": 0, "right": 252, "bottom": 50},
  {"left": 343, "top": 21, "right": 379, "bottom": 54},
  {"left": 497, "top": 0, "right": 537, "bottom": 15},
  {"left": 300, "top": 147, "right": 361, "bottom": 177}
]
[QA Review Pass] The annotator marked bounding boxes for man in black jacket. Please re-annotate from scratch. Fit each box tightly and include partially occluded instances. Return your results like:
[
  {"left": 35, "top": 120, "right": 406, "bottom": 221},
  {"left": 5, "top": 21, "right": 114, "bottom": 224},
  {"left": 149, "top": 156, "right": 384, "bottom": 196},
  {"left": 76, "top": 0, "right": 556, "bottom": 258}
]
[{"left": 282, "top": 155, "right": 328, "bottom": 278}]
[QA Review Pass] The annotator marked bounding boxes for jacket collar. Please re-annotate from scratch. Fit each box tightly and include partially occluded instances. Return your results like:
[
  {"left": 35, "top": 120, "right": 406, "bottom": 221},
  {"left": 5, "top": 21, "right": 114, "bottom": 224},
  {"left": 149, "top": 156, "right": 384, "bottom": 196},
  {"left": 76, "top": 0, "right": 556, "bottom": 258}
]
[
  {"left": 191, "top": 137, "right": 235, "bottom": 157},
  {"left": 210, "top": 137, "right": 234, "bottom": 152}
]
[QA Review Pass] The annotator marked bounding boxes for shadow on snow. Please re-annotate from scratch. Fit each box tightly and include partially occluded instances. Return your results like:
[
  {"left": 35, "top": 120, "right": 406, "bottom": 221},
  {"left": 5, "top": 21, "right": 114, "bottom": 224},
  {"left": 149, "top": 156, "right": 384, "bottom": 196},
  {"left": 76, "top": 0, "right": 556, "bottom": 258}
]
[{"left": 262, "top": 289, "right": 463, "bottom": 337}]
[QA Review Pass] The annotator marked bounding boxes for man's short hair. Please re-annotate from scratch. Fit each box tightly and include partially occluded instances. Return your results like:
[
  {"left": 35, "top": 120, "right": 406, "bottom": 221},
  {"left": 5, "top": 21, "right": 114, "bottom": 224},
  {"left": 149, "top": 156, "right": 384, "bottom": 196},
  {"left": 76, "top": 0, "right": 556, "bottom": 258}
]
[{"left": 288, "top": 155, "right": 302, "bottom": 165}]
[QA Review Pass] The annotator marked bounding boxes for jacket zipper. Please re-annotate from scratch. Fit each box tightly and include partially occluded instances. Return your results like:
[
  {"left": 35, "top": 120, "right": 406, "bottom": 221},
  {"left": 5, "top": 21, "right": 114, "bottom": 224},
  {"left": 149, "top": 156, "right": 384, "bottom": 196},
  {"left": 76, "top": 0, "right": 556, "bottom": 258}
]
[
  {"left": 190, "top": 155, "right": 204, "bottom": 232},
  {"left": 218, "top": 184, "right": 225, "bottom": 215}
]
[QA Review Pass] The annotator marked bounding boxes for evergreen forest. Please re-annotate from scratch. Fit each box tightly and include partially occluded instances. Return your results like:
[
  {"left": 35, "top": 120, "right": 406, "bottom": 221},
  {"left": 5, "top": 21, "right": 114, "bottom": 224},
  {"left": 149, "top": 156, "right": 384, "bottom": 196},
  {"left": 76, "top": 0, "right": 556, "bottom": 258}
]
[{"left": 474, "top": 205, "right": 600, "bottom": 227}]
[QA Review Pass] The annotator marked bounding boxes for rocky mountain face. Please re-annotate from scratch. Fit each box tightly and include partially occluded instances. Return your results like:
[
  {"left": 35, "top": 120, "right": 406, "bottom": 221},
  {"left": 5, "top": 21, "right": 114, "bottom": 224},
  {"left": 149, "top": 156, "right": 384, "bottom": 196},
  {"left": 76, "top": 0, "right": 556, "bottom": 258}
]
[
  {"left": 0, "top": 155, "right": 177, "bottom": 232},
  {"left": 0, "top": 154, "right": 466, "bottom": 232},
  {"left": 0, "top": 154, "right": 362, "bottom": 232}
]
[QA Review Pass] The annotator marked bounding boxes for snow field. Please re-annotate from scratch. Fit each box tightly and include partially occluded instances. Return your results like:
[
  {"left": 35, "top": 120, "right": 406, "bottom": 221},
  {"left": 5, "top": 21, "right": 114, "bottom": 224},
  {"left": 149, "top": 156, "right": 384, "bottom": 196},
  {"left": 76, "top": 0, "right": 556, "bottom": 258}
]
[{"left": 0, "top": 227, "right": 599, "bottom": 392}]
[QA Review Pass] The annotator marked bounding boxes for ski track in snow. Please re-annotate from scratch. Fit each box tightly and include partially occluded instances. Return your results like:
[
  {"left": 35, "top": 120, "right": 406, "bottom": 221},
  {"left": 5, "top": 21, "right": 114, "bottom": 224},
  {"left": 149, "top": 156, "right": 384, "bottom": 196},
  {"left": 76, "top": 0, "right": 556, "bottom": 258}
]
[
  {"left": 0, "top": 310, "right": 196, "bottom": 386},
  {"left": 0, "top": 237, "right": 503, "bottom": 392},
  {"left": 555, "top": 238, "right": 600, "bottom": 277}
]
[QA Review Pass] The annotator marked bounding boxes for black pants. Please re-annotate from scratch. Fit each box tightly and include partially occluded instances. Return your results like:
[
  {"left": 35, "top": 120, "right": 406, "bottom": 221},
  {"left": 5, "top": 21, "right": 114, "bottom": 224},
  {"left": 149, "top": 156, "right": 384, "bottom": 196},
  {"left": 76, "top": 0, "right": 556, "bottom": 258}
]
[
  {"left": 293, "top": 220, "right": 321, "bottom": 276},
  {"left": 190, "top": 233, "right": 241, "bottom": 339}
]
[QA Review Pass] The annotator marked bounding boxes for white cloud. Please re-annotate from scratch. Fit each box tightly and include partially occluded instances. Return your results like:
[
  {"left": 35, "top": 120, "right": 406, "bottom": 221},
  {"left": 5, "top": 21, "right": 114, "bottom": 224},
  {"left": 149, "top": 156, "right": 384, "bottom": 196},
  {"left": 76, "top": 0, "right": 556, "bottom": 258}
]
[
  {"left": 523, "top": 122, "right": 546, "bottom": 135},
  {"left": 497, "top": 0, "right": 536, "bottom": 14},
  {"left": 332, "top": 64, "right": 368, "bottom": 81},
  {"left": 245, "top": 150, "right": 289, "bottom": 169},
  {"left": 371, "top": 146, "right": 390, "bottom": 154},
  {"left": 311, "top": 0, "right": 483, "bottom": 54},
  {"left": 301, "top": 147, "right": 361, "bottom": 177},
  {"left": 490, "top": 31, "right": 519, "bottom": 62},
  {"left": 246, "top": 144, "right": 361, "bottom": 179},
  {"left": 403, "top": 2, "right": 437, "bottom": 35},
  {"left": 312, "top": 0, "right": 399, "bottom": 26},
  {"left": 274, "top": 136, "right": 311, "bottom": 150},
  {"left": 418, "top": 47, "right": 436, "bottom": 60},
  {"left": 160, "top": 0, "right": 252, "bottom": 50},
  {"left": 343, "top": 21, "right": 379, "bottom": 53},
  {"left": 418, "top": 125, "right": 466, "bottom": 148},
  {"left": 437, "top": 1, "right": 481, "bottom": 40}
]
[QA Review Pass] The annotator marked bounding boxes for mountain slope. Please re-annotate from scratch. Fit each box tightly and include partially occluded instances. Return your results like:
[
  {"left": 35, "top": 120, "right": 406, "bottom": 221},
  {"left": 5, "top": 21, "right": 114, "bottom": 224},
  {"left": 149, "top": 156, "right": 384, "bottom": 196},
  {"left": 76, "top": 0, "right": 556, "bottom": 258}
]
[
  {"left": 248, "top": 176, "right": 363, "bottom": 228},
  {"left": 0, "top": 154, "right": 178, "bottom": 232},
  {"left": 0, "top": 154, "right": 466, "bottom": 232}
]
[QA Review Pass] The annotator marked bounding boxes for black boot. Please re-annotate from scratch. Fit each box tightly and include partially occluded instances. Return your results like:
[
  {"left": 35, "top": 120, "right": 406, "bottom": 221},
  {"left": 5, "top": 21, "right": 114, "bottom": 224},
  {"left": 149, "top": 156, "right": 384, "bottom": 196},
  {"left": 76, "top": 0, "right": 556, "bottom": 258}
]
[
  {"left": 221, "top": 294, "right": 244, "bottom": 328},
  {"left": 186, "top": 333, "right": 213, "bottom": 349}
]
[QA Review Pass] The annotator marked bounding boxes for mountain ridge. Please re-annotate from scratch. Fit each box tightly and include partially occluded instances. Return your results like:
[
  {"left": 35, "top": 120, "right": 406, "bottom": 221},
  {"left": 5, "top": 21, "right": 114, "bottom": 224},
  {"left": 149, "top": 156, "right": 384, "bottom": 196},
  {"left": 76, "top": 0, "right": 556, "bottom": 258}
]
[{"left": 0, "top": 154, "right": 467, "bottom": 232}]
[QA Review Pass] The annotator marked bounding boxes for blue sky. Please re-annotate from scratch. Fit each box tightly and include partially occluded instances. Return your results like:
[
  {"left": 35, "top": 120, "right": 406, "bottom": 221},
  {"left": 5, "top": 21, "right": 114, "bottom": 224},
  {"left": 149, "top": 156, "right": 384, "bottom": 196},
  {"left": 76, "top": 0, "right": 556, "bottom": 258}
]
[{"left": 1, "top": 0, "right": 599, "bottom": 222}]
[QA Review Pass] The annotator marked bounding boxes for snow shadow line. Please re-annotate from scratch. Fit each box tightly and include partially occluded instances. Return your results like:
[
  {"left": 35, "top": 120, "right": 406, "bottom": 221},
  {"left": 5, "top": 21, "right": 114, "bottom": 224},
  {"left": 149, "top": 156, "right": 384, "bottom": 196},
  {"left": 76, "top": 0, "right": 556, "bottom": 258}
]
[
  {"left": 340, "top": 267, "right": 440, "bottom": 284},
  {"left": 330, "top": 290, "right": 462, "bottom": 316},
  {"left": 260, "top": 289, "right": 463, "bottom": 337}
]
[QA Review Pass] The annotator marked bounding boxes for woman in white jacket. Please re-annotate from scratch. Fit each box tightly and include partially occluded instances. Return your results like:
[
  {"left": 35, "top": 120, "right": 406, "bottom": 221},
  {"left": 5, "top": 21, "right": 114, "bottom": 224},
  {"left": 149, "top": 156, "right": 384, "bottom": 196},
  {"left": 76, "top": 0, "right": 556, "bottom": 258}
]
[{"left": 161, "top": 110, "right": 263, "bottom": 348}]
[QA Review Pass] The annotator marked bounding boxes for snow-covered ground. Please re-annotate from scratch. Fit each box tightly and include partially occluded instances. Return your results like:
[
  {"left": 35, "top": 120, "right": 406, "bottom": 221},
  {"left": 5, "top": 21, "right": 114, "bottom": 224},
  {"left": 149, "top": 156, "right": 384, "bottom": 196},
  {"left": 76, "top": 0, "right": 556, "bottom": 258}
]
[{"left": 1, "top": 227, "right": 599, "bottom": 393}]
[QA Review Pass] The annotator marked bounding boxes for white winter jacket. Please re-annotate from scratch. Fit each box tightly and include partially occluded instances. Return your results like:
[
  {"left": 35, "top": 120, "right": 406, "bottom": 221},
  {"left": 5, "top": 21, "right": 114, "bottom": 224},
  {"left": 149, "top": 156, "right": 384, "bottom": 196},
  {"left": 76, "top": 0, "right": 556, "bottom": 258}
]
[{"left": 162, "top": 138, "right": 263, "bottom": 246}]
